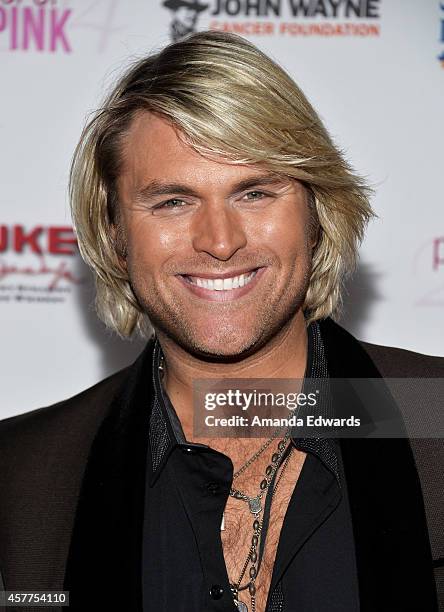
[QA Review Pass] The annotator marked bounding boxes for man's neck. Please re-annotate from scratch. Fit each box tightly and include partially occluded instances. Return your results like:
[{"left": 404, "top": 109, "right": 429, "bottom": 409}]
[{"left": 155, "top": 311, "right": 308, "bottom": 440}]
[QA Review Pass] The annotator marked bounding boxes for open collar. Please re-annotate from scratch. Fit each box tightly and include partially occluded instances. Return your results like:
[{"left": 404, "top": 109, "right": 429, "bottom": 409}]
[{"left": 148, "top": 321, "right": 340, "bottom": 487}]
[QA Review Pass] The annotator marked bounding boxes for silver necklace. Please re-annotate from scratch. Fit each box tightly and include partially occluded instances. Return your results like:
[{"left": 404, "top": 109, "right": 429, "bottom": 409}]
[
  {"left": 230, "top": 444, "right": 293, "bottom": 612},
  {"left": 230, "top": 430, "right": 290, "bottom": 517}
]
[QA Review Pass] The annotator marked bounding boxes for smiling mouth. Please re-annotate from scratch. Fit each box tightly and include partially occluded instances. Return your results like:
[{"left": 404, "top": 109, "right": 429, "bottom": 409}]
[
  {"left": 176, "top": 267, "right": 266, "bottom": 301},
  {"left": 181, "top": 270, "right": 258, "bottom": 291}
]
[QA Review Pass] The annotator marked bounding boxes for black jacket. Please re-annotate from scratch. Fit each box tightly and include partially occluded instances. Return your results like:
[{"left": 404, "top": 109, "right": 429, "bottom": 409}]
[{"left": 0, "top": 319, "right": 442, "bottom": 611}]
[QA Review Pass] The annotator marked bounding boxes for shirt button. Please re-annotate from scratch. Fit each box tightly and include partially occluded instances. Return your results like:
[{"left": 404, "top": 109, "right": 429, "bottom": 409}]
[
  {"left": 206, "top": 482, "right": 220, "bottom": 494},
  {"left": 209, "top": 584, "right": 224, "bottom": 600},
  {"left": 182, "top": 447, "right": 196, "bottom": 455}
]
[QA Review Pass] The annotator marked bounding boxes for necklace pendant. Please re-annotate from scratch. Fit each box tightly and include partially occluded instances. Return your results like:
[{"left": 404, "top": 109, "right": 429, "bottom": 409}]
[
  {"left": 231, "top": 585, "right": 248, "bottom": 611},
  {"left": 248, "top": 496, "right": 262, "bottom": 515}
]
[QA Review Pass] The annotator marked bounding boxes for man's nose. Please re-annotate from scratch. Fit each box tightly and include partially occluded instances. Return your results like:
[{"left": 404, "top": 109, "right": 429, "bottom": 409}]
[{"left": 191, "top": 201, "right": 247, "bottom": 260}]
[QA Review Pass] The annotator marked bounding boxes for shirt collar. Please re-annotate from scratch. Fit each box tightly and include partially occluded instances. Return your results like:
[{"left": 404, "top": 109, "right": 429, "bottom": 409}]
[{"left": 148, "top": 321, "right": 340, "bottom": 486}]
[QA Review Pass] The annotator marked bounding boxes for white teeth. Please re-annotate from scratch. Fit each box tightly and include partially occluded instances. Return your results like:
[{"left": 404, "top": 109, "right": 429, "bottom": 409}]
[{"left": 186, "top": 270, "right": 257, "bottom": 291}]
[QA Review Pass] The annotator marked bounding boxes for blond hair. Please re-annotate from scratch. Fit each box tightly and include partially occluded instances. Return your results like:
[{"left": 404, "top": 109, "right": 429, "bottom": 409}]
[{"left": 70, "top": 30, "right": 373, "bottom": 337}]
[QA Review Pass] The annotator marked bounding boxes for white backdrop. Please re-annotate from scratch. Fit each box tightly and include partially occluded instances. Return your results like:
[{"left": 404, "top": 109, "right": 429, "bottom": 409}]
[{"left": 1, "top": 0, "right": 443, "bottom": 419}]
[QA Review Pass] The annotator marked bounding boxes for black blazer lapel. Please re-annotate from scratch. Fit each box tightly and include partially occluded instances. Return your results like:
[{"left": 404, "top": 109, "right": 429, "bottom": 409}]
[
  {"left": 319, "top": 319, "right": 438, "bottom": 611},
  {"left": 63, "top": 339, "right": 155, "bottom": 611}
]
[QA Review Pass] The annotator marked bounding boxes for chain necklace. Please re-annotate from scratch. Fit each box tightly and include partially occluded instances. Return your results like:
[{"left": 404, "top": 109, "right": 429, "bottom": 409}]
[
  {"left": 229, "top": 444, "right": 293, "bottom": 612},
  {"left": 221, "top": 434, "right": 280, "bottom": 530},
  {"left": 230, "top": 429, "right": 290, "bottom": 517},
  {"left": 232, "top": 432, "right": 280, "bottom": 479}
]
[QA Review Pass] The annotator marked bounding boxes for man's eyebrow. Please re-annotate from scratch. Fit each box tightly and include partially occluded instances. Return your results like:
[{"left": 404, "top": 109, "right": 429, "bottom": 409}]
[
  {"left": 135, "top": 181, "right": 199, "bottom": 201},
  {"left": 134, "top": 174, "right": 289, "bottom": 202},
  {"left": 230, "top": 174, "right": 290, "bottom": 194}
]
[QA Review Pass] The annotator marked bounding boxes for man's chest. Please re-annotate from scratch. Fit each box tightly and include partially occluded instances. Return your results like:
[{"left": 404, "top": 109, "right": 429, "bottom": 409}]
[{"left": 221, "top": 451, "right": 307, "bottom": 612}]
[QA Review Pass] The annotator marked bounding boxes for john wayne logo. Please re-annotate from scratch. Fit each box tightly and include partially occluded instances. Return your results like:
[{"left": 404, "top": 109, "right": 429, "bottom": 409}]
[
  {"left": 163, "top": 0, "right": 208, "bottom": 42},
  {"left": 162, "top": 0, "right": 381, "bottom": 41}
]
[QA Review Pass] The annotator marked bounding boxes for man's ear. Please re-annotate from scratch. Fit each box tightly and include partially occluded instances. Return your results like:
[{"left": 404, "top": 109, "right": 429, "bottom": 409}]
[
  {"left": 310, "top": 225, "right": 320, "bottom": 251},
  {"left": 110, "top": 222, "right": 128, "bottom": 271},
  {"left": 305, "top": 187, "right": 319, "bottom": 250}
]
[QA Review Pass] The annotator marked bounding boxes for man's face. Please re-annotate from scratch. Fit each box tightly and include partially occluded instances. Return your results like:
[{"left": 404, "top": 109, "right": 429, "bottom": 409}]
[{"left": 116, "top": 112, "right": 314, "bottom": 358}]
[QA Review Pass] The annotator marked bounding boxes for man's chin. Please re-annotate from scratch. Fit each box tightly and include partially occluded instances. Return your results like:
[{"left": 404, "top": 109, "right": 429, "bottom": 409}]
[{"left": 177, "top": 329, "right": 267, "bottom": 362}]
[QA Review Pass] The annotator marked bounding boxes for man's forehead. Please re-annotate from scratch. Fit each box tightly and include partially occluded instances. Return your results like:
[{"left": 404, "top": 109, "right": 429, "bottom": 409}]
[
  {"left": 123, "top": 111, "right": 181, "bottom": 154},
  {"left": 119, "top": 111, "right": 292, "bottom": 192}
]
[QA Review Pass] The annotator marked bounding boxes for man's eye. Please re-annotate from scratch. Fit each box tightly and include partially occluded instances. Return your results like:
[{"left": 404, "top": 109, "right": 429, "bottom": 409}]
[
  {"left": 156, "top": 198, "right": 187, "bottom": 209},
  {"left": 244, "top": 191, "right": 267, "bottom": 201}
]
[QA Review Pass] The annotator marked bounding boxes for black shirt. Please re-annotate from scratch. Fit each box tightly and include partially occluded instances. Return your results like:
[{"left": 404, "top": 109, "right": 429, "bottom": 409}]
[{"left": 142, "top": 323, "right": 360, "bottom": 611}]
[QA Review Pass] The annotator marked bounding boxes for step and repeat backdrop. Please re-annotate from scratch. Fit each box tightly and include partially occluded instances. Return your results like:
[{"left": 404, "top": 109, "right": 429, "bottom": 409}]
[{"left": 1, "top": 0, "right": 443, "bottom": 418}]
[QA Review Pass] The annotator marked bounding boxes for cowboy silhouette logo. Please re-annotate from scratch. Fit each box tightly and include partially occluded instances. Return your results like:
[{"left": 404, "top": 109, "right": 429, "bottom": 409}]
[{"left": 163, "top": 0, "right": 209, "bottom": 42}]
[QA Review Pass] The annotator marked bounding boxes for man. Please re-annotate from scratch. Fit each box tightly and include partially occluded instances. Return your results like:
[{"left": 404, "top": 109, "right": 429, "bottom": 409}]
[{"left": 0, "top": 31, "right": 442, "bottom": 612}]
